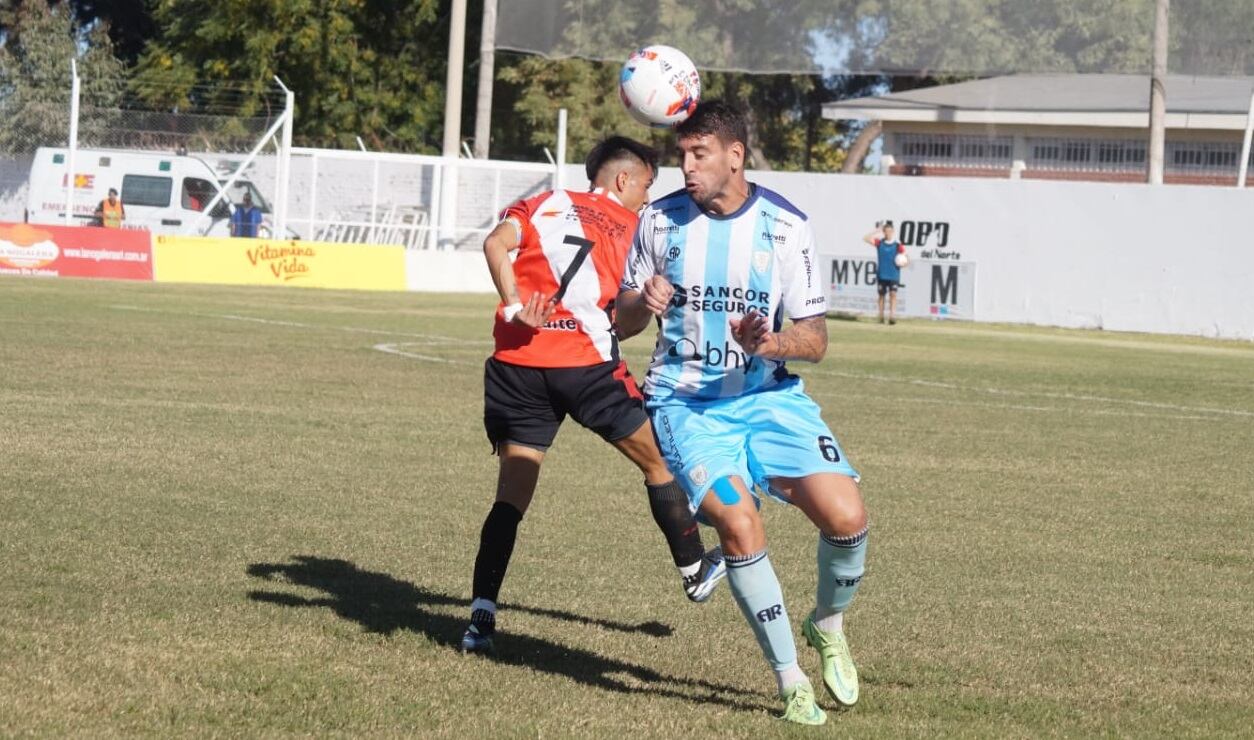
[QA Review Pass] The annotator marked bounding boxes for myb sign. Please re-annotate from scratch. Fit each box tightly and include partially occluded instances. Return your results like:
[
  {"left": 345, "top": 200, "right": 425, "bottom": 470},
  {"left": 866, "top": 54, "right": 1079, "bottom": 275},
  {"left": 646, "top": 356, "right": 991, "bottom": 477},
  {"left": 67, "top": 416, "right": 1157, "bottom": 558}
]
[{"left": 826, "top": 255, "right": 976, "bottom": 320}]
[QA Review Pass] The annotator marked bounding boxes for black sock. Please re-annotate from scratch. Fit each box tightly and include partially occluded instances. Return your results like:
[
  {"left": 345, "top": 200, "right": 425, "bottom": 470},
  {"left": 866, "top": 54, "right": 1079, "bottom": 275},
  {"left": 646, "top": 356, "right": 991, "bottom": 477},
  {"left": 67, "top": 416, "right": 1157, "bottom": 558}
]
[
  {"left": 471, "top": 501, "right": 523, "bottom": 609},
  {"left": 469, "top": 607, "right": 496, "bottom": 636},
  {"left": 647, "top": 480, "right": 704, "bottom": 569}
]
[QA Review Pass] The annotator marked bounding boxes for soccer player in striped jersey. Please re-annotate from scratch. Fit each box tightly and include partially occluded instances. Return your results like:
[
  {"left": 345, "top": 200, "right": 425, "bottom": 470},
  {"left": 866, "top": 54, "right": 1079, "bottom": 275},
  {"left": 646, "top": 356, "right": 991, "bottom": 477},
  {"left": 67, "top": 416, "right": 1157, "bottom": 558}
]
[
  {"left": 617, "top": 102, "right": 870, "bottom": 725},
  {"left": 461, "top": 136, "right": 725, "bottom": 655}
]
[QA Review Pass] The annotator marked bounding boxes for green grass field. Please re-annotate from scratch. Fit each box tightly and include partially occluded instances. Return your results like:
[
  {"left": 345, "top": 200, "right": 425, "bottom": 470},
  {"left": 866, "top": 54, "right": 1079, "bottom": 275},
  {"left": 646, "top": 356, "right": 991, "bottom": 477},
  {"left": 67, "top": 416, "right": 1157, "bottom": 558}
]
[{"left": 3, "top": 276, "right": 1253, "bottom": 737}]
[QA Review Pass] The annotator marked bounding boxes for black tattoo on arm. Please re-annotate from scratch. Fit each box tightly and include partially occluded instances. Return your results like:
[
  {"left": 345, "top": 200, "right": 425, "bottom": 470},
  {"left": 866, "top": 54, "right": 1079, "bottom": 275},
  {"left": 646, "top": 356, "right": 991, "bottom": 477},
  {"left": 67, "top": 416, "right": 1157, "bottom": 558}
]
[{"left": 767, "top": 316, "right": 828, "bottom": 363}]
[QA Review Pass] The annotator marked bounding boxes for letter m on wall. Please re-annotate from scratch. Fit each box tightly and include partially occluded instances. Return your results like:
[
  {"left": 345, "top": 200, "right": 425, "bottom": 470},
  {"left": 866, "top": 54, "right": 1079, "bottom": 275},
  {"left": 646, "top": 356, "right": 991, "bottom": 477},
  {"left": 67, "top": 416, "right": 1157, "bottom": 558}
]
[{"left": 931, "top": 265, "right": 959, "bottom": 304}]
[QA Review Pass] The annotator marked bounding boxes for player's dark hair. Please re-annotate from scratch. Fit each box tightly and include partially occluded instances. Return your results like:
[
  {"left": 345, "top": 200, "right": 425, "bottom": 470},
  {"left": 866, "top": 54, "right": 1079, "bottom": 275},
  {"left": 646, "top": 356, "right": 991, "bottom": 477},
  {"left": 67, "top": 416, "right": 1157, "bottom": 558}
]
[
  {"left": 883, "top": 220, "right": 894, "bottom": 227},
  {"left": 674, "top": 99, "right": 749, "bottom": 148},
  {"left": 585, "top": 136, "right": 659, "bottom": 182}
]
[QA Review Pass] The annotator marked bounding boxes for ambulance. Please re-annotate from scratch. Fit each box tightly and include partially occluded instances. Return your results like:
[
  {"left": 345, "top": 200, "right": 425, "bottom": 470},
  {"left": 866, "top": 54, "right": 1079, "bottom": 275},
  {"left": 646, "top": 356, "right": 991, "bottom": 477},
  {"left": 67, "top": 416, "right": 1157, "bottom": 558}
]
[{"left": 24, "top": 147, "right": 288, "bottom": 237}]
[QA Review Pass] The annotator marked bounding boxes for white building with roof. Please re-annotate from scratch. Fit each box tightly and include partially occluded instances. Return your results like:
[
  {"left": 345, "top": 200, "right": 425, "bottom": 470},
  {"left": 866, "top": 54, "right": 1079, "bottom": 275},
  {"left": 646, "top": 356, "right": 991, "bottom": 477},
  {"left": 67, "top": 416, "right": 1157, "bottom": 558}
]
[{"left": 823, "top": 74, "right": 1254, "bottom": 186}]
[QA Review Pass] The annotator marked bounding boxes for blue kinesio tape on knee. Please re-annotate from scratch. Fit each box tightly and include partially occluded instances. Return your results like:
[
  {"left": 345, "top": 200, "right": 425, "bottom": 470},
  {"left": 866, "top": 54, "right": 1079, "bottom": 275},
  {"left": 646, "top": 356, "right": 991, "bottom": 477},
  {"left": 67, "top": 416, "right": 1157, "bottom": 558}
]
[{"left": 712, "top": 477, "right": 741, "bottom": 506}]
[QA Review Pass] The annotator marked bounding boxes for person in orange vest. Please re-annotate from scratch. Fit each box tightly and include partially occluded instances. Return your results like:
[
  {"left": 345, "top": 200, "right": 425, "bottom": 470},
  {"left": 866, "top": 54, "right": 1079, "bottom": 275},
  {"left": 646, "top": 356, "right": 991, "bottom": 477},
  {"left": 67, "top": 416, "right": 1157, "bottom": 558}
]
[{"left": 94, "top": 188, "right": 125, "bottom": 228}]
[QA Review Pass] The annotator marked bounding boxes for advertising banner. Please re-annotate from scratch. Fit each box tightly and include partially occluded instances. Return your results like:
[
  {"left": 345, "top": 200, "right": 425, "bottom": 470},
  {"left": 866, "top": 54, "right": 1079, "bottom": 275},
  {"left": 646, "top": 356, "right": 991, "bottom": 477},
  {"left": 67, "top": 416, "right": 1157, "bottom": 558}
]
[
  {"left": 153, "top": 236, "right": 407, "bottom": 291},
  {"left": 0, "top": 222, "right": 154, "bottom": 281},
  {"left": 827, "top": 254, "right": 976, "bottom": 320}
]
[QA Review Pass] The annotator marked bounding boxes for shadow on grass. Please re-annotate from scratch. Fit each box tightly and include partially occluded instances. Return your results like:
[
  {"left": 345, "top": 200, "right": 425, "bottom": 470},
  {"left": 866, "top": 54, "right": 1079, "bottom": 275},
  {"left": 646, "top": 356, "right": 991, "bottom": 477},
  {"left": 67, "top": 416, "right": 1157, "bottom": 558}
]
[{"left": 246, "top": 555, "right": 771, "bottom": 713}]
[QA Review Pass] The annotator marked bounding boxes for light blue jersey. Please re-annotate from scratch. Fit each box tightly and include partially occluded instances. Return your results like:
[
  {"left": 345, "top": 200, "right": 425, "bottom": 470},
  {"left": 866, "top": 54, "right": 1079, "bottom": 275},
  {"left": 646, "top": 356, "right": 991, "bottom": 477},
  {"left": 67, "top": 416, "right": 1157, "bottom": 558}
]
[{"left": 621, "top": 184, "right": 827, "bottom": 402}]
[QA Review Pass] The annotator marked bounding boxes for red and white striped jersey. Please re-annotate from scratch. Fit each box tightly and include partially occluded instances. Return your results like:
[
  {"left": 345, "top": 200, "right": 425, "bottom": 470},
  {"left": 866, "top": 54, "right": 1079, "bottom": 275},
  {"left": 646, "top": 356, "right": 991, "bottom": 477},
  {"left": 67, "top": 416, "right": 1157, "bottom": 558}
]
[{"left": 492, "top": 188, "right": 638, "bottom": 368}]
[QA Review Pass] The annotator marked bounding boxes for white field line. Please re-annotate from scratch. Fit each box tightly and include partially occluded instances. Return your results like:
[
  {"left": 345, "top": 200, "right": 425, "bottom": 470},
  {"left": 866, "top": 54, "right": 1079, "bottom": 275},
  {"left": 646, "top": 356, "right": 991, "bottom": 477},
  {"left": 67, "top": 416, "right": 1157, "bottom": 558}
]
[
  {"left": 821, "top": 393, "right": 1221, "bottom": 423},
  {"left": 838, "top": 320, "right": 1254, "bottom": 358},
  {"left": 109, "top": 304, "right": 1252, "bottom": 420},
  {"left": 110, "top": 304, "right": 492, "bottom": 345},
  {"left": 372, "top": 342, "right": 468, "bottom": 364},
  {"left": 810, "top": 368, "right": 1254, "bottom": 419}
]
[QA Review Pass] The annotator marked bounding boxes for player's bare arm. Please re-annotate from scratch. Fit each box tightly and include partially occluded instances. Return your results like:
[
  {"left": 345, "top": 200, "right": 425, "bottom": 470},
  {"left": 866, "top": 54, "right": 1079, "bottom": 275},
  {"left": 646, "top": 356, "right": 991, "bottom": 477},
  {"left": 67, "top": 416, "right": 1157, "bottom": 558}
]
[
  {"left": 483, "top": 220, "right": 555, "bottom": 328},
  {"left": 617, "top": 276, "right": 674, "bottom": 339},
  {"left": 483, "top": 220, "right": 523, "bottom": 304},
  {"left": 862, "top": 228, "right": 884, "bottom": 245},
  {"left": 730, "top": 311, "right": 828, "bottom": 363}
]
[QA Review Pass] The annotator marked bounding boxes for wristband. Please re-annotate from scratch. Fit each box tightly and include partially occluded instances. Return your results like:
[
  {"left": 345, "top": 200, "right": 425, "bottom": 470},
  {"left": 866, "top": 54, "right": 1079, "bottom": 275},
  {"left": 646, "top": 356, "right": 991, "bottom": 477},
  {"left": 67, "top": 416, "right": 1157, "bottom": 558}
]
[{"left": 502, "top": 302, "right": 524, "bottom": 322}]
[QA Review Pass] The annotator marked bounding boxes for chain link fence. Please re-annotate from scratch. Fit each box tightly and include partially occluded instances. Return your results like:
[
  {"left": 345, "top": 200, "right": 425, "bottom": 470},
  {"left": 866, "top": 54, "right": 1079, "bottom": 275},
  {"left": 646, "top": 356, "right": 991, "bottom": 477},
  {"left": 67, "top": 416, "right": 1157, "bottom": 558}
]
[
  {"left": 3, "top": 68, "right": 563, "bottom": 245},
  {"left": 0, "top": 98, "right": 68, "bottom": 222},
  {"left": 79, "top": 82, "right": 287, "bottom": 154}
]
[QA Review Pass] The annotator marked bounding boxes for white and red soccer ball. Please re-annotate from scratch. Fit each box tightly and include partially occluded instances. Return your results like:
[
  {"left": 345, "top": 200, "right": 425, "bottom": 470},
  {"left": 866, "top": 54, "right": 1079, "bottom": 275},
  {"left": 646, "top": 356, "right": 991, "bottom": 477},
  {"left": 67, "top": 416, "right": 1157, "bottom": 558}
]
[{"left": 619, "top": 45, "right": 701, "bottom": 128}]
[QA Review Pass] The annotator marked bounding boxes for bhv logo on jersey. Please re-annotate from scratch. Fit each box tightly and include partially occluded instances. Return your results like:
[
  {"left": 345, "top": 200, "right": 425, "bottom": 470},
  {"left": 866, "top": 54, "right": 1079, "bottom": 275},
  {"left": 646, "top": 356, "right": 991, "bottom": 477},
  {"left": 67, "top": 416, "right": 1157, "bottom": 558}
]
[{"left": 668, "top": 337, "right": 755, "bottom": 371}]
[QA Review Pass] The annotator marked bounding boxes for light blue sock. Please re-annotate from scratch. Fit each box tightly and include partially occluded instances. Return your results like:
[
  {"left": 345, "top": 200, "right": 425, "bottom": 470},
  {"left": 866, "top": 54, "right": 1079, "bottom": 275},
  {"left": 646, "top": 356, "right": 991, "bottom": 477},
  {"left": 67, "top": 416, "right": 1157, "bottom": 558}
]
[
  {"left": 816, "top": 528, "right": 867, "bottom": 622},
  {"left": 725, "top": 550, "right": 797, "bottom": 672}
]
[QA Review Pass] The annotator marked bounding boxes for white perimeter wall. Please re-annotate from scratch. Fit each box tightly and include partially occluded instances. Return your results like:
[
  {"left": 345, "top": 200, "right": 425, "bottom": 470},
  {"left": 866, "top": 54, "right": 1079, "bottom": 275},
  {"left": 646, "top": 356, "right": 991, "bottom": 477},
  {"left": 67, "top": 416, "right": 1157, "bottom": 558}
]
[
  {"left": 598, "top": 164, "right": 1253, "bottom": 341},
  {"left": 5, "top": 151, "right": 1250, "bottom": 339}
]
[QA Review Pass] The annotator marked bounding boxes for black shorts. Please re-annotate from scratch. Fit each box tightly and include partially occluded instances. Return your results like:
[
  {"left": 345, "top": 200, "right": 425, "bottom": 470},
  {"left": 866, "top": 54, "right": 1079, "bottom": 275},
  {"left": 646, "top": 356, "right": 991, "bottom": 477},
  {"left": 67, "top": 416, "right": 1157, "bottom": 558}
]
[
  {"left": 877, "top": 279, "right": 899, "bottom": 296},
  {"left": 483, "top": 357, "right": 648, "bottom": 453}
]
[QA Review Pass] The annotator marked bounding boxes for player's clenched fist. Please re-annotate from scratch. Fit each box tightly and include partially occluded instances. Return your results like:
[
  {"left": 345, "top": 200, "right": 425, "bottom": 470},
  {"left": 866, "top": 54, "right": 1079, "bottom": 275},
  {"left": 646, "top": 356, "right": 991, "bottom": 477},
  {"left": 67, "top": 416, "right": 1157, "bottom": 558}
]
[
  {"left": 730, "top": 309, "right": 777, "bottom": 357},
  {"left": 512, "top": 292, "right": 556, "bottom": 329},
  {"left": 642, "top": 275, "right": 675, "bottom": 316}
]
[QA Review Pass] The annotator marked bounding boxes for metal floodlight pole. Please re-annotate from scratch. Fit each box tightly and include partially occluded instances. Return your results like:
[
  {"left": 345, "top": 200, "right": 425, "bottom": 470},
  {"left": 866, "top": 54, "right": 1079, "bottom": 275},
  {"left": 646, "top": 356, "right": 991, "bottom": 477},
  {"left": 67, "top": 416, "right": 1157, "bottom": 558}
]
[
  {"left": 1238, "top": 87, "right": 1254, "bottom": 189},
  {"left": 274, "top": 76, "right": 295, "bottom": 238},
  {"left": 1147, "top": 0, "right": 1169, "bottom": 185},
  {"left": 65, "top": 59, "right": 80, "bottom": 226},
  {"left": 555, "top": 108, "right": 568, "bottom": 190},
  {"left": 438, "top": 0, "right": 468, "bottom": 249},
  {"left": 473, "top": 0, "right": 498, "bottom": 159},
  {"left": 442, "top": 0, "right": 468, "bottom": 159}
]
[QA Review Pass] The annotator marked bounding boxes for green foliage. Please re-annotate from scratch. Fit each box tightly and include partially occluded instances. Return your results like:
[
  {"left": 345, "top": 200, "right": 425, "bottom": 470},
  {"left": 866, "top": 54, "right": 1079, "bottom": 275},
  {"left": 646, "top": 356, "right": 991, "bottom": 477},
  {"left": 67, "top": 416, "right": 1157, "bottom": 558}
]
[
  {"left": 498, "top": 56, "right": 675, "bottom": 163},
  {"left": 495, "top": 0, "right": 864, "bottom": 170},
  {"left": 498, "top": 51, "right": 876, "bottom": 172},
  {"left": 134, "top": 0, "right": 449, "bottom": 152},
  {"left": 1172, "top": 0, "right": 1254, "bottom": 75},
  {"left": 0, "top": 0, "right": 126, "bottom": 153},
  {"left": 849, "top": 0, "right": 1156, "bottom": 75}
]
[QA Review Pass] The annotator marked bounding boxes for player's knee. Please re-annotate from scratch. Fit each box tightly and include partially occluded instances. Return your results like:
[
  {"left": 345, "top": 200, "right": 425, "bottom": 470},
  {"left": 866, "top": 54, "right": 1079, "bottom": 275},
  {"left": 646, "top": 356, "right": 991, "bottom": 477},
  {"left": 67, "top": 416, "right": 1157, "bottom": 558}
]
[{"left": 823, "top": 496, "right": 867, "bottom": 538}]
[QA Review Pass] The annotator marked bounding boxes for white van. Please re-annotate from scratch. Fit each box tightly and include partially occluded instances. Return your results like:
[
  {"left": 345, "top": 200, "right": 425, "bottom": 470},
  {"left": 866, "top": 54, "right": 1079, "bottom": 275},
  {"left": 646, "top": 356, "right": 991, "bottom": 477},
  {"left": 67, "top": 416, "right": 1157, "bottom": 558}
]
[{"left": 25, "top": 147, "right": 288, "bottom": 238}]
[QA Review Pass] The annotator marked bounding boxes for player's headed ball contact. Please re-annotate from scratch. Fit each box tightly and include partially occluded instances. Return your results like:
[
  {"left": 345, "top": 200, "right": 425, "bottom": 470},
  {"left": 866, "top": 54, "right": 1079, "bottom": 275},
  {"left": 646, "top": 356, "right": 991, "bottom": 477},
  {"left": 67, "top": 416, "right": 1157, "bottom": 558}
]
[{"left": 619, "top": 45, "right": 701, "bottom": 128}]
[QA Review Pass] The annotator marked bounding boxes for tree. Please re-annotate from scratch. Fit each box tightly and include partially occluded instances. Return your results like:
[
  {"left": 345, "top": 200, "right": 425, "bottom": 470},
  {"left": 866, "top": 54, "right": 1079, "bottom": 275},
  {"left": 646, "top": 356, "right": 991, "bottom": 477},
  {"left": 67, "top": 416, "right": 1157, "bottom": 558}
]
[
  {"left": 66, "top": 0, "right": 155, "bottom": 64},
  {"left": 1171, "top": 0, "right": 1254, "bottom": 75},
  {"left": 0, "top": 0, "right": 126, "bottom": 154},
  {"left": 134, "top": 0, "right": 452, "bottom": 152},
  {"left": 493, "top": 0, "right": 877, "bottom": 170}
]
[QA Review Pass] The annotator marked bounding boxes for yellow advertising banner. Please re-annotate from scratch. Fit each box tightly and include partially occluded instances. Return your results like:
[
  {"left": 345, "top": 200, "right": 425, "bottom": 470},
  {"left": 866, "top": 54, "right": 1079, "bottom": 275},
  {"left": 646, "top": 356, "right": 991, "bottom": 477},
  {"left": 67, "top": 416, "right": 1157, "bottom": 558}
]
[{"left": 153, "top": 236, "right": 407, "bottom": 291}]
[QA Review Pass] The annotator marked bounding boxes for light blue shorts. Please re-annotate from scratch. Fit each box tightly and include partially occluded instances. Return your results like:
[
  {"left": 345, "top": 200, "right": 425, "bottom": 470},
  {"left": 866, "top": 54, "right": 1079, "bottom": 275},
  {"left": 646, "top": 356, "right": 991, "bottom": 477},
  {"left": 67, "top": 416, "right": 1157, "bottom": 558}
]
[{"left": 647, "top": 378, "right": 859, "bottom": 514}]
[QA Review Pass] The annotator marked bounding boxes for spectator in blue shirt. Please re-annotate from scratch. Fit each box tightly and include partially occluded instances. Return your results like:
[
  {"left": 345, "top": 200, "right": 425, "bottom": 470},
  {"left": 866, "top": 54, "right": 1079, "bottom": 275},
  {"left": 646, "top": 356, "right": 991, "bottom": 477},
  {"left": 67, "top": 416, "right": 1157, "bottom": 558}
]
[
  {"left": 230, "top": 192, "right": 263, "bottom": 238},
  {"left": 863, "top": 220, "right": 906, "bottom": 325}
]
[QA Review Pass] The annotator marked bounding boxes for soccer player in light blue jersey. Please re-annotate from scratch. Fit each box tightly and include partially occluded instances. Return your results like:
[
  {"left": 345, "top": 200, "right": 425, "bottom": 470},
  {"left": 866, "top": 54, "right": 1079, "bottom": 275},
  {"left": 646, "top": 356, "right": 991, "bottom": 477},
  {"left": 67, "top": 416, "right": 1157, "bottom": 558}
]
[{"left": 617, "top": 101, "right": 869, "bottom": 726}]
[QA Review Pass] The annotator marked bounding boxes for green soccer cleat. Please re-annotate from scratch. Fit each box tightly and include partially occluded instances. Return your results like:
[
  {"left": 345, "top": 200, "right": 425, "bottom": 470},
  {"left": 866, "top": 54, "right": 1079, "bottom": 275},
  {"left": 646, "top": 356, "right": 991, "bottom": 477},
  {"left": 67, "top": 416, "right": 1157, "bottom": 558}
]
[
  {"left": 802, "top": 612, "right": 859, "bottom": 707},
  {"left": 779, "top": 681, "right": 827, "bottom": 725}
]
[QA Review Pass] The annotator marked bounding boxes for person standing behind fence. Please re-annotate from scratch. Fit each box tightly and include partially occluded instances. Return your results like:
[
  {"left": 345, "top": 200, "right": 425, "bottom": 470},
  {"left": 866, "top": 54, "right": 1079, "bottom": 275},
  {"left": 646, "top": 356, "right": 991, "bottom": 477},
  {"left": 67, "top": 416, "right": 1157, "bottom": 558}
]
[
  {"left": 863, "top": 220, "right": 905, "bottom": 325},
  {"left": 230, "top": 193, "right": 263, "bottom": 238},
  {"left": 94, "top": 188, "right": 125, "bottom": 228}
]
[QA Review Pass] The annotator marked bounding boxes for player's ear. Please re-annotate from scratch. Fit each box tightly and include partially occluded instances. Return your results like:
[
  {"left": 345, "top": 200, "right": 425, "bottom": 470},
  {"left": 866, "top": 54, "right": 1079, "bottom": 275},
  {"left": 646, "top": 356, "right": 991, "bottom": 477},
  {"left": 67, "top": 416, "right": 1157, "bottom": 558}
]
[
  {"left": 730, "top": 141, "right": 745, "bottom": 173},
  {"left": 616, "top": 170, "right": 630, "bottom": 193}
]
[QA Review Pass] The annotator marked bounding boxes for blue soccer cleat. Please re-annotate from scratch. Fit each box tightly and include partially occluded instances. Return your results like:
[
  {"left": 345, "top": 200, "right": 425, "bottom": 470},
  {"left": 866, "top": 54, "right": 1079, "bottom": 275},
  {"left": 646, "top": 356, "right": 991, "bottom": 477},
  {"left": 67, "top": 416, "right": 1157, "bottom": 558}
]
[
  {"left": 460, "top": 623, "right": 494, "bottom": 654},
  {"left": 683, "top": 546, "right": 727, "bottom": 603}
]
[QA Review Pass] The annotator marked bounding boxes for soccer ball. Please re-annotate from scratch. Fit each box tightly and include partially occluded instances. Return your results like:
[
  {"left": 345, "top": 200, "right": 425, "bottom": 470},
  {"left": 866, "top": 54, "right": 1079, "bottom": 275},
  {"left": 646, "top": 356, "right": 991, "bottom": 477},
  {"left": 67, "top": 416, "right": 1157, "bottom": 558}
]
[
  {"left": 894, "top": 252, "right": 909, "bottom": 269},
  {"left": 619, "top": 45, "right": 701, "bottom": 128}
]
